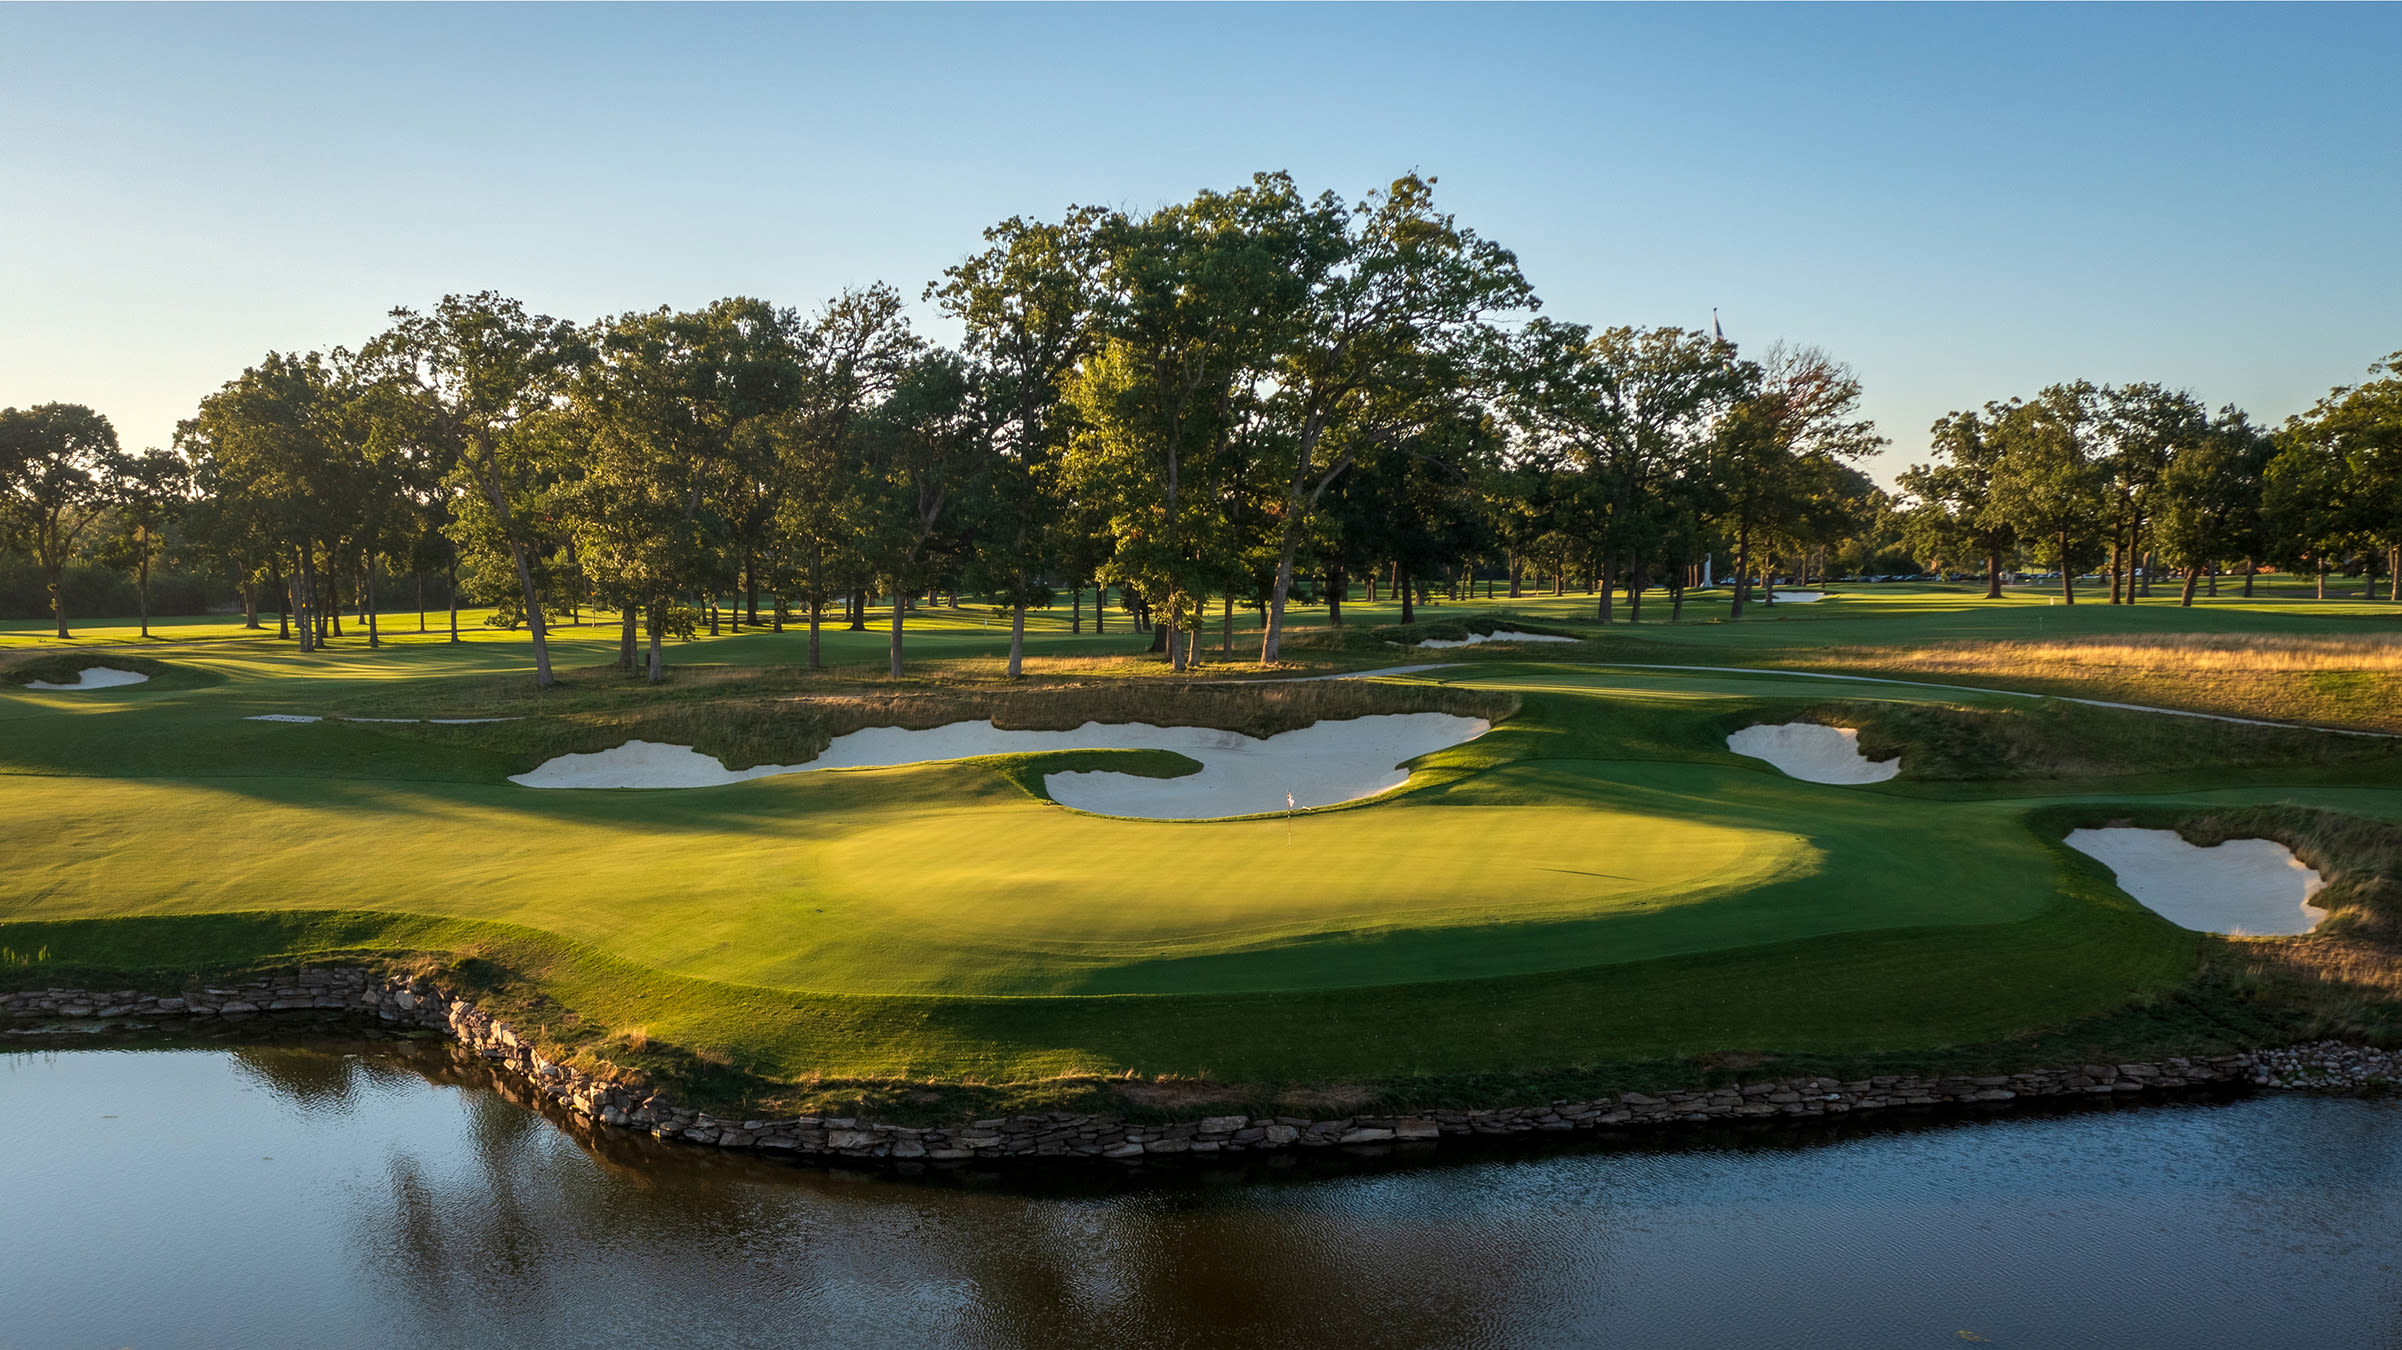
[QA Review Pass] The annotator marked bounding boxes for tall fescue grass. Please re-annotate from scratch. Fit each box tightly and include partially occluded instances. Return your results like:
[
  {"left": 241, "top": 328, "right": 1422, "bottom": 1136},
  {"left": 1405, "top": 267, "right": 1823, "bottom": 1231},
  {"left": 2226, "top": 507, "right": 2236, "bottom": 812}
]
[{"left": 1869, "top": 633, "right": 2402, "bottom": 675}]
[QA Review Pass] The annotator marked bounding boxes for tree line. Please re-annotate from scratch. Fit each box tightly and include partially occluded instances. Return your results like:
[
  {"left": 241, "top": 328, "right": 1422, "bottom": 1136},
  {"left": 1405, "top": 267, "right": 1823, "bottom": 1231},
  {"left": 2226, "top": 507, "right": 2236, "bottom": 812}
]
[
  {"left": 1899, "top": 364, "right": 2402, "bottom": 606},
  {"left": 4, "top": 171, "right": 2392, "bottom": 679}
]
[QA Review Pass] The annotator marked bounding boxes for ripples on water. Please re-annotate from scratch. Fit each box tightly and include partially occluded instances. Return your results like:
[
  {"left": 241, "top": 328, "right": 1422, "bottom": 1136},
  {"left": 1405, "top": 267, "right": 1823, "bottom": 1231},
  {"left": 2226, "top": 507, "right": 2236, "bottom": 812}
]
[{"left": 4, "top": 1042, "right": 2401, "bottom": 1348}]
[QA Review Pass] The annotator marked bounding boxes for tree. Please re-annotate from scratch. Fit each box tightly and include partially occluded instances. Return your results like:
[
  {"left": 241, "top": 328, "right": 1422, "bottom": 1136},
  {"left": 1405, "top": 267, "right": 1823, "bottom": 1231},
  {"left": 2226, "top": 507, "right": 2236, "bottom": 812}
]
[
  {"left": 1709, "top": 344, "right": 1883, "bottom": 617},
  {"left": 1509, "top": 322, "right": 1738, "bottom": 622},
  {"left": 768, "top": 286, "right": 920, "bottom": 669},
  {"left": 1069, "top": 191, "right": 1291, "bottom": 671},
  {"left": 0, "top": 403, "right": 121, "bottom": 637},
  {"left": 1989, "top": 383, "right": 2109, "bottom": 603},
  {"left": 95, "top": 447, "right": 191, "bottom": 638},
  {"left": 1898, "top": 409, "right": 2016, "bottom": 598},
  {"left": 364, "top": 293, "right": 584, "bottom": 687},
  {"left": 567, "top": 299, "right": 805, "bottom": 681},
  {"left": 855, "top": 351, "right": 982, "bottom": 677},
  {"left": 182, "top": 352, "right": 367, "bottom": 652},
  {"left": 932, "top": 210, "right": 1106, "bottom": 677},
  {"left": 1257, "top": 173, "right": 1536, "bottom": 663},
  {"left": 2095, "top": 383, "right": 2207, "bottom": 603},
  {"left": 2149, "top": 406, "right": 2267, "bottom": 605},
  {"left": 2284, "top": 351, "right": 2402, "bottom": 600}
]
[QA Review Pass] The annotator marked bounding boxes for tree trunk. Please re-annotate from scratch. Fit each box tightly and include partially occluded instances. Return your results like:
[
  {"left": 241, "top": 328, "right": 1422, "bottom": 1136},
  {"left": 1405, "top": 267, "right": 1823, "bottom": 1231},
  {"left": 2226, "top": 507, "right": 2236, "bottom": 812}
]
[
  {"left": 2109, "top": 535, "right": 2124, "bottom": 604},
  {"left": 2059, "top": 530, "right": 2076, "bottom": 603},
  {"left": 647, "top": 602, "right": 664, "bottom": 683},
  {"left": 1597, "top": 553, "right": 1615, "bottom": 624},
  {"left": 1627, "top": 559, "right": 1645, "bottom": 624},
  {"left": 807, "top": 545, "right": 824, "bottom": 670},
  {"left": 1397, "top": 569, "right": 1414, "bottom": 625},
  {"left": 415, "top": 573, "right": 425, "bottom": 633},
  {"left": 618, "top": 609, "right": 637, "bottom": 671},
  {"left": 1008, "top": 600, "right": 1026, "bottom": 678},
  {"left": 2207, "top": 565, "right": 2218, "bottom": 598},
  {"left": 447, "top": 550, "right": 460, "bottom": 644},
  {"left": 2316, "top": 561, "right": 2327, "bottom": 600},
  {"left": 1070, "top": 583, "right": 1081, "bottom": 635},
  {"left": 889, "top": 585, "right": 905, "bottom": 678},
  {"left": 2243, "top": 559, "right": 2256, "bottom": 598},
  {"left": 1221, "top": 594, "right": 1233, "bottom": 657},
  {"left": 1670, "top": 578, "right": 1685, "bottom": 621},
  {"left": 1095, "top": 582, "right": 1106, "bottom": 635},
  {"left": 1985, "top": 546, "right": 2003, "bottom": 599},
  {"left": 273, "top": 566, "right": 289, "bottom": 641},
  {"left": 747, "top": 555, "right": 760, "bottom": 625},
  {"left": 1508, "top": 554, "right": 1522, "bottom": 598},
  {"left": 243, "top": 580, "right": 261, "bottom": 630},
  {"left": 1366, "top": 570, "right": 1377, "bottom": 604},
  {"left": 1729, "top": 528, "right": 1752, "bottom": 619},
  {"left": 364, "top": 555, "right": 379, "bottom": 648},
  {"left": 297, "top": 546, "right": 318, "bottom": 652},
  {"left": 1327, "top": 565, "right": 1345, "bottom": 627},
  {"left": 506, "top": 540, "right": 555, "bottom": 687},
  {"left": 45, "top": 553, "right": 67, "bottom": 639},
  {"left": 2179, "top": 564, "right": 2200, "bottom": 607}
]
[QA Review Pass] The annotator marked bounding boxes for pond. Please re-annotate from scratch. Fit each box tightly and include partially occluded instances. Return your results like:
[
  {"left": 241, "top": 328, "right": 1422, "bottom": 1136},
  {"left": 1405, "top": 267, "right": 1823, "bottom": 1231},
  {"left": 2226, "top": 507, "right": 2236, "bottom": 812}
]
[{"left": 5, "top": 1040, "right": 2401, "bottom": 1348}]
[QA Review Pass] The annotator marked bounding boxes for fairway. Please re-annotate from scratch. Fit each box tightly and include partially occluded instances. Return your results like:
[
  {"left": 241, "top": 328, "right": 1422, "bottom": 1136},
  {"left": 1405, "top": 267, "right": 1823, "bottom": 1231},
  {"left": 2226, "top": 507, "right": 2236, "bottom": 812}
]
[{"left": 5, "top": 585, "right": 2401, "bottom": 1095}]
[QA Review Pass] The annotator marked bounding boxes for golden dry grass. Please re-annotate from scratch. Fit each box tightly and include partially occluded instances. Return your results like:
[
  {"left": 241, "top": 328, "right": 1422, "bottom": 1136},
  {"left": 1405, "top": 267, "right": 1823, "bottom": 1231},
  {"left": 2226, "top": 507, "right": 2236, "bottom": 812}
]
[
  {"left": 1874, "top": 633, "right": 2402, "bottom": 675},
  {"left": 1823, "top": 634, "right": 2402, "bottom": 732}
]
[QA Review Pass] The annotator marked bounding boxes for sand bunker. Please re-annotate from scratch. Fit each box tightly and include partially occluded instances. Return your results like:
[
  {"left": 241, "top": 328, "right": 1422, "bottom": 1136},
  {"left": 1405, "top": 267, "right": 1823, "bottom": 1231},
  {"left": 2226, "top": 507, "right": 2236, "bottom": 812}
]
[
  {"left": 510, "top": 740, "right": 793, "bottom": 789},
  {"left": 1416, "top": 630, "right": 1577, "bottom": 649},
  {"left": 245, "top": 714, "right": 322, "bottom": 723},
  {"left": 511, "top": 714, "right": 1491, "bottom": 819},
  {"left": 25, "top": 667, "right": 149, "bottom": 690},
  {"left": 2064, "top": 827, "right": 2327, "bottom": 936},
  {"left": 1760, "top": 590, "right": 1829, "bottom": 604},
  {"left": 1726, "top": 722, "right": 1900, "bottom": 784}
]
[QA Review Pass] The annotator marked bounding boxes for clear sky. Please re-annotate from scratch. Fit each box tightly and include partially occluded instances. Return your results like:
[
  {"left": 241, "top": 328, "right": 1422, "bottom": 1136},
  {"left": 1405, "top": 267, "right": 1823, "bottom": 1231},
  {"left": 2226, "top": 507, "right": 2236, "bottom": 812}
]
[{"left": 3, "top": 3, "right": 2395, "bottom": 485}]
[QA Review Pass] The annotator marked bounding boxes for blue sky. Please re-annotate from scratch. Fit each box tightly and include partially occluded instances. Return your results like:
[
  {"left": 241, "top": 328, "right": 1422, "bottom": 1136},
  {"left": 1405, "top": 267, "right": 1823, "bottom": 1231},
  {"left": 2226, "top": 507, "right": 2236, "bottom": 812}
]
[{"left": 3, "top": 3, "right": 2394, "bottom": 484}]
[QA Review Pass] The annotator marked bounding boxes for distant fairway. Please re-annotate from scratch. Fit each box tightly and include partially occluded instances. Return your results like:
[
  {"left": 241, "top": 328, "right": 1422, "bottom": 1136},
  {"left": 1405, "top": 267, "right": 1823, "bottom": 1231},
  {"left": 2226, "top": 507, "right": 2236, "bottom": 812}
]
[{"left": 4, "top": 583, "right": 2400, "bottom": 1094}]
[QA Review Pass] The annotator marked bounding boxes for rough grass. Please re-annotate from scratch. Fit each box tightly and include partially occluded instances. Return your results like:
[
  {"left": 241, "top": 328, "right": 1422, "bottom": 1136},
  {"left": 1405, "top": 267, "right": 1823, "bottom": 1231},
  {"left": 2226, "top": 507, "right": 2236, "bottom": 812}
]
[
  {"left": 1822, "top": 634, "right": 2402, "bottom": 733},
  {"left": 1892, "top": 632, "right": 2402, "bottom": 673},
  {"left": 1822, "top": 698, "right": 2402, "bottom": 783}
]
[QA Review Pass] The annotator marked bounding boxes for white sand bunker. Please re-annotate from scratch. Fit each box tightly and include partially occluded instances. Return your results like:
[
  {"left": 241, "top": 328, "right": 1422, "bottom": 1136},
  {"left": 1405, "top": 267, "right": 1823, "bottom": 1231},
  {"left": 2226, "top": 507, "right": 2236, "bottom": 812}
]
[
  {"left": 1757, "top": 590, "right": 1829, "bottom": 604},
  {"left": 512, "top": 714, "right": 1492, "bottom": 820},
  {"left": 1416, "top": 630, "right": 1578, "bottom": 649},
  {"left": 1727, "top": 722, "right": 1900, "bottom": 784},
  {"left": 25, "top": 667, "right": 149, "bottom": 690},
  {"left": 245, "top": 713, "right": 322, "bottom": 723},
  {"left": 2065, "top": 828, "right": 2327, "bottom": 936}
]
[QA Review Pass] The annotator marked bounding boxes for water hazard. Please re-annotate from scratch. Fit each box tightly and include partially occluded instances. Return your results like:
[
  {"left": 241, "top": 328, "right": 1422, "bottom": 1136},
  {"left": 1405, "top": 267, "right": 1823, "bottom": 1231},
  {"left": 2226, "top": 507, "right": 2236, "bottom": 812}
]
[{"left": 5, "top": 1040, "right": 2401, "bottom": 1348}]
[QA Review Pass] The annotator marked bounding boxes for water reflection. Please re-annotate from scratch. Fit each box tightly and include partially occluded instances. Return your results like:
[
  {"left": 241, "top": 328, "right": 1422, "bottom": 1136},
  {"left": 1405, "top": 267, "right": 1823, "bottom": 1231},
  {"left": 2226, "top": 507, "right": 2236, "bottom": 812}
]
[{"left": 6, "top": 1041, "right": 2402, "bottom": 1348}]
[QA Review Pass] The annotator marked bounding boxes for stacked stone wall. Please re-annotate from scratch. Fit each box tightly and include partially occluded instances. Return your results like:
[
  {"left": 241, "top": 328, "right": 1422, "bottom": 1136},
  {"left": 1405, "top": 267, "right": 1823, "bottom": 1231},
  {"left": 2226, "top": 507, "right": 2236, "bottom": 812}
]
[{"left": 5, "top": 970, "right": 2394, "bottom": 1166}]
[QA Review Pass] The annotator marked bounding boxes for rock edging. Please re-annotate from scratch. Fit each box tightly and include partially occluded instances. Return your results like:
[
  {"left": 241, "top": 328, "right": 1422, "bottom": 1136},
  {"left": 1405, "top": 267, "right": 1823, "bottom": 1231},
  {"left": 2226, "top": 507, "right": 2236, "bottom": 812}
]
[{"left": 5, "top": 969, "right": 2395, "bottom": 1165}]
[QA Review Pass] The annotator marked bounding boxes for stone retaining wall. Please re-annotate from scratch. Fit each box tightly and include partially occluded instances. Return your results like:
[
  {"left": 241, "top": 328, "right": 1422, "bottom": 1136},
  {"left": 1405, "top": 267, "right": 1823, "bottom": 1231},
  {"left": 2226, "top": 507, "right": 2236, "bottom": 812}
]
[{"left": 5, "top": 969, "right": 2394, "bottom": 1166}]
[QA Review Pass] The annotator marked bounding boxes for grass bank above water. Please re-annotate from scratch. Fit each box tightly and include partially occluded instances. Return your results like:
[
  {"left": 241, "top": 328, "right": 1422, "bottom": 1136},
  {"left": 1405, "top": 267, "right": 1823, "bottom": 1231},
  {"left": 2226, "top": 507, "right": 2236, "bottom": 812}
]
[{"left": 4, "top": 584, "right": 2400, "bottom": 1121}]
